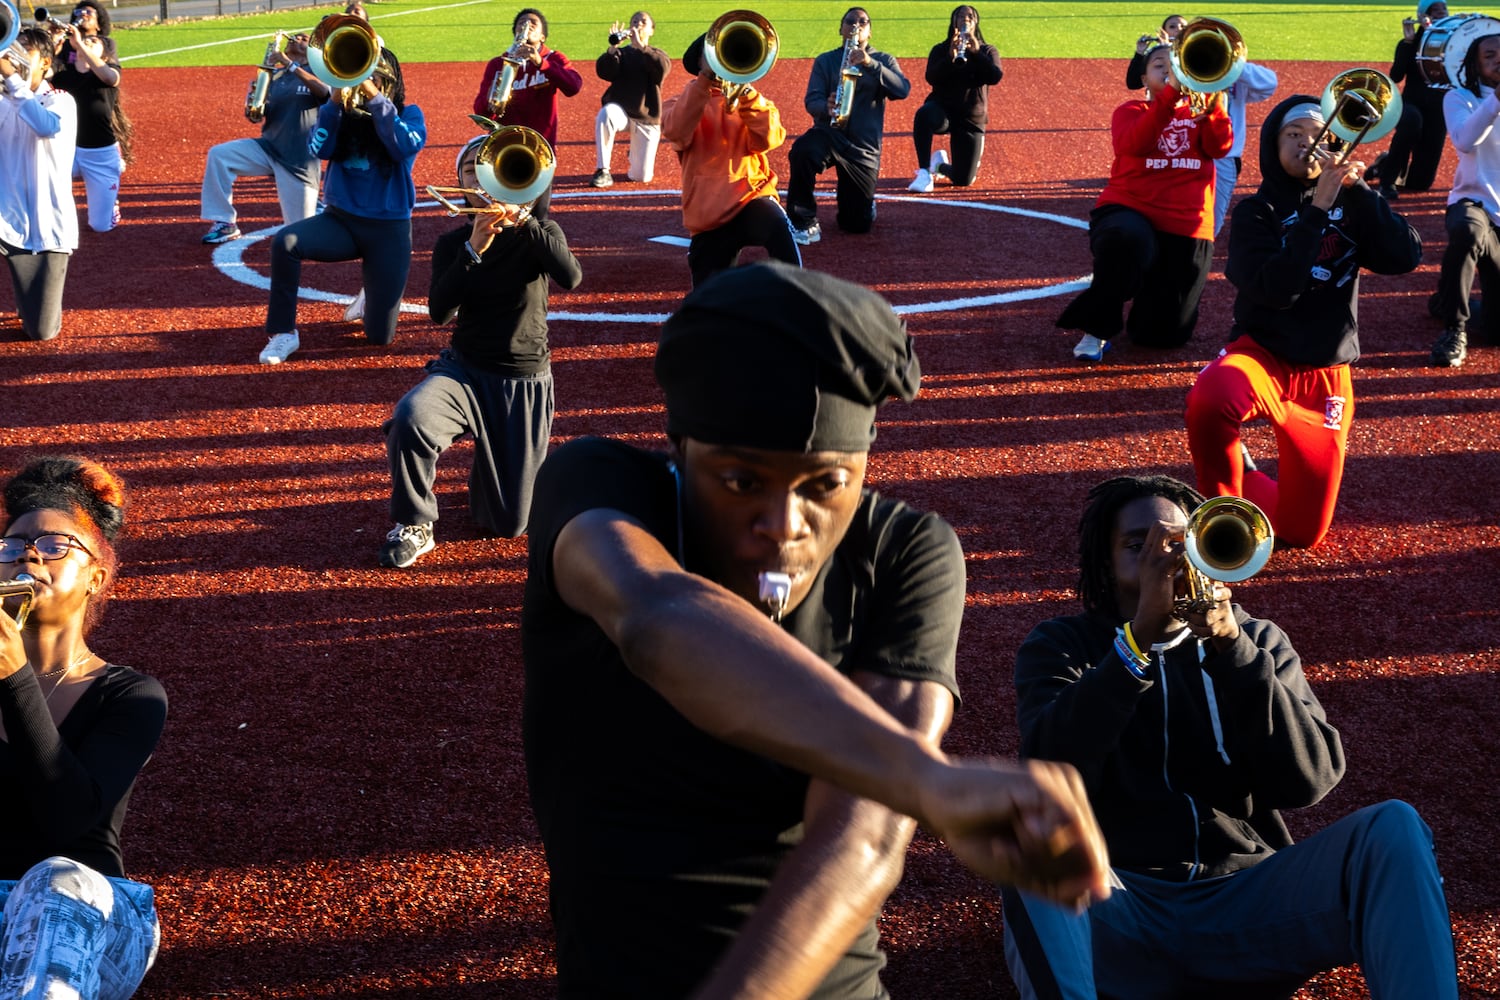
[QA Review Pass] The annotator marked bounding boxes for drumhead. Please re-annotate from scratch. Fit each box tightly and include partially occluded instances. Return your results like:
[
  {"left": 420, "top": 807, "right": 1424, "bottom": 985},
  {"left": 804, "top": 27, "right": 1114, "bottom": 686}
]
[{"left": 1415, "top": 13, "right": 1500, "bottom": 89}]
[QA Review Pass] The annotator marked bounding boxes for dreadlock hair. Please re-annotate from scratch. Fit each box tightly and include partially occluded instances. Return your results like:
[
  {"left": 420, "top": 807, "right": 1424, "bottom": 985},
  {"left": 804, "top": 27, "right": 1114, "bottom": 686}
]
[
  {"left": 1076, "top": 475, "right": 1205, "bottom": 620},
  {"left": 331, "top": 47, "right": 406, "bottom": 164},
  {"left": 3, "top": 456, "right": 127, "bottom": 635},
  {"left": 1460, "top": 33, "right": 1500, "bottom": 96},
  {"left": 948, "top": 5, "right": 986, "bottom": 46}
]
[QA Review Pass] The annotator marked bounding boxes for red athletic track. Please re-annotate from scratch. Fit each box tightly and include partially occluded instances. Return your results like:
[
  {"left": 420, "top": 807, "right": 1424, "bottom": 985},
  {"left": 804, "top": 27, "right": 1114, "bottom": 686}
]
[{"left": 1, "top": 58, "right": 1496, "bottom": 999}]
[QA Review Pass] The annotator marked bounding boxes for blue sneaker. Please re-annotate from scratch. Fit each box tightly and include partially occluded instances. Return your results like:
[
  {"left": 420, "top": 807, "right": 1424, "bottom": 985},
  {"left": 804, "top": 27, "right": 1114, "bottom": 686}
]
[
  {"left": 1072, "top": 334, "right": 1111, "bottom": 362},
  {"left": 792, "top": 221, "right": 821, "bottom": 245}
]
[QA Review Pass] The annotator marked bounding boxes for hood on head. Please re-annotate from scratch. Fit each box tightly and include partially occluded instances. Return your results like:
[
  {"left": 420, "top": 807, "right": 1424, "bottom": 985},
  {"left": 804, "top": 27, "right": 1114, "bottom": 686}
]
[{"left": 1257, "top": 93, "right": 1322, "bottom": 205}]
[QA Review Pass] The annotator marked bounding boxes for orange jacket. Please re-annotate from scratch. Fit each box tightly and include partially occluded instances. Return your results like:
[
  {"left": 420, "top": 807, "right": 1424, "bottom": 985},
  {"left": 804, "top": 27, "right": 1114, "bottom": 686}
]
[{"left": 661, "top": 74, "right": 784, "bottom": 235}]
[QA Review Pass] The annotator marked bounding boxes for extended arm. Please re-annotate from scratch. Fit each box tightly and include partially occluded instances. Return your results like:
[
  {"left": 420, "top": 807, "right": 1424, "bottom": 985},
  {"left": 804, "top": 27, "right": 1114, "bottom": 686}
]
[
  {"left": 867, "top": 52, "right": 911, "bottom": 101},
  {"left": 1445, "top": 87, "right": 1500, "bottom": 153},
  {"left": 365, "top": 96, "right": 426, "bottom": 163},
  {"left": 1111, "top": 92, "right": 1177, "bottom": 156},
  {"left": 661, "top": 75, "right": 710, "bottom": 150},
  {"left": 528, "top": 218, "right": 584, "bottom": 288},
  {"left": 692, "top": 675, "right": 952, "bottom": 999},
  {"left": 552, "top": 508, "right": 1110, "bottom": 904},
  {"left": 541, "top": 50, "right": 584, "bottom": 98}
]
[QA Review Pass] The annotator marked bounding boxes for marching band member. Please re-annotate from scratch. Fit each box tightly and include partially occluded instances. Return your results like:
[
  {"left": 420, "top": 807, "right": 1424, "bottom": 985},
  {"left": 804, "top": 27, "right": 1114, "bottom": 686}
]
[
  {"left": 660, "top": 32, "right": 799, "bottom": 289},
  {"left": 49, "top": 0, "right": 128, "bottom": 232},
  {"left": 0, "top": 456, "right": 169, "bottom": 1000},
  {"left": 908, "top": 4, "right": 1002, "bottom": 193},
  {"left": 258, "top": 42, "right": 425, "bottom": 365},
  {"left": 1185, "top": 96, "right": 1421, "bottom": 548},
  {"left": 471, "top": 8, "right": 580, "bottom": 221},
  {"left": 1368, "top": 0, "right": 1451, "bottom": 200},
  {"left": 591, "top": 10, "right": 669, "bottom": 188},
  {"left": 379, "top": 135, "right": 581, "bottom": 568},
  {"left": 1002, "top": 473, "right": 1458, "bottom": 999},
  {"left": 198, "top": 31, "right": 328, "bottom": 245},
  {"left": 1430, "top": 24, "right": 1500, "bottom": 367},
  {"left": 1057, "top": 42, "right": 1230, "bottom": 362},
  {"left": 786, "top": 8, "right": 909, "bottom": 244},
  {"left": 1210, "top": 57, "right": 1278, "bottom": 237},
  {"left": 1, "top": 27, "right": 76, "bottom": 341}
]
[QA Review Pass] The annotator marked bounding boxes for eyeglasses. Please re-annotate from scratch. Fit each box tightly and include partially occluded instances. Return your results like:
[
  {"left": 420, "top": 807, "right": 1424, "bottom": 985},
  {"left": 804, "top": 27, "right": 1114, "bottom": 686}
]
[{"left": 0, "top": 533, "right": 97, "bottom": 563}]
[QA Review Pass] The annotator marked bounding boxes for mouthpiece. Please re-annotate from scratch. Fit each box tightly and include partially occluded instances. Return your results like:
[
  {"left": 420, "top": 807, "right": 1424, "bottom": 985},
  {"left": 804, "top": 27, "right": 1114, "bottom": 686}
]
[
  {"left": 757, "top": 572, "right": 791, "bottom": 622},
  {"left": 15, "top": 573, "right": 34, "bottom": 584}
]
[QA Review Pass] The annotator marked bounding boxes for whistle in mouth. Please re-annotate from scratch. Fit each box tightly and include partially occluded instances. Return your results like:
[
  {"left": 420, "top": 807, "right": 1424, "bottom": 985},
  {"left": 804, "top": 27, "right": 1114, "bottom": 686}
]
[{"left": 757, "top": 571, "right": 792, "bottom": 622}]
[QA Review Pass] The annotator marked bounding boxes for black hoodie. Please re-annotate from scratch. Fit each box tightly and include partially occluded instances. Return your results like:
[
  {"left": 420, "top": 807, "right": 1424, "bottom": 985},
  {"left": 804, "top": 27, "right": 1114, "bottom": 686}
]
[{"left": 1225, "top": 94, "right": 1422, "bottom": 367}]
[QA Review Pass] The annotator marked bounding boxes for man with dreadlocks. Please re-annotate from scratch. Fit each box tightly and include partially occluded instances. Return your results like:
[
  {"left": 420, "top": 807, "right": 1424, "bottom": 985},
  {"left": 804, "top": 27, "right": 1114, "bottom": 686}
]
[
  {"left": 258, "top": 36, "right": 425, "bottom": 365},
  {"left": 1000, "top": 474, "right": 1458, "bottom": 999}
]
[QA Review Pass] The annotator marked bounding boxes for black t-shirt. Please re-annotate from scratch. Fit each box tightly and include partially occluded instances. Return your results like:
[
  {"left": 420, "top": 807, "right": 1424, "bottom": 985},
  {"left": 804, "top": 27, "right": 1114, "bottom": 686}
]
[
  {"left": 521, "top": 437, "right": 964, "bottom": 999},
  {"left": 52, "top": 39, "right": 122, "bottom": 149},
  {"left": 0, "top": 663, "right": 168, "bottom": 880}
]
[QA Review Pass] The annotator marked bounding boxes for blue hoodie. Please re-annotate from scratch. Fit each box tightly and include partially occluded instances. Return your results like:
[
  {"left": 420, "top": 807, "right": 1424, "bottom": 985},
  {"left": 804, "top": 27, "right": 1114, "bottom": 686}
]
[{"left": 310, "top": 93, "right": 426, "bottom": 220}]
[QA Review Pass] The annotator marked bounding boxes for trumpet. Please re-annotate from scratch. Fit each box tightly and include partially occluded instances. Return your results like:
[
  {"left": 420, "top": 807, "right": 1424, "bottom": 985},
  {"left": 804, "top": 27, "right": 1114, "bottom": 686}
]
[
  {"left": 245, "top": 30, "right": 288, "bottom": 123},
  {"left": 2, "top": 575, "right": 35, "bottom": 630},
  {"left": 1306, "top": 68, "right": 1402, "bottom": 165},
  {"left": 306, "top": 12, "right": 381, "bottom": 113},
  {"left": 1170, "top": 16, "right": 1246, "bottom": 116},
  {"left": 831, "top": 32, "right": 862, "bottom": 128},
  {"left": 1173, "top": 496, "right": 1273, "bottom": 616},
  {"left": 485, "top": 26, "right": 529, "bottom": 119},
  {"left": 704, "top": 10, "right": 778, "bottom": 113}
]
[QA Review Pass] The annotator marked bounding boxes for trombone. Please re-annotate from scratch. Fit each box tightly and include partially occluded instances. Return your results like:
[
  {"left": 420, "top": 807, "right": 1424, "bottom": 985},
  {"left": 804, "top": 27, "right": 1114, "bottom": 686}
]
[
  {"left": 1174, "top": 496, "right": 1274, "bottom": 616},
  {"left": 1306, "top": 68, "right": 1403, "bottom": 165},
  {"left": 2, "top": 575, "right": 35, "bottom": 630},
  {"left": 1169, "top": 16, "right": 1246, "bottom": 115},
  {"left": 704, "top": 9, "right": 778, "bottom": 112},
  {"left": 426, "top": 125, "right": 555, "bottom": 224}
]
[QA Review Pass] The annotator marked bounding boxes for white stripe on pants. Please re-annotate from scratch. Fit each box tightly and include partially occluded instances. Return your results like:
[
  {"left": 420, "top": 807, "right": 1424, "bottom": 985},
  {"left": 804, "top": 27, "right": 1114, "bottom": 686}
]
[
  {"left": 594, "top": 103, "right": 661, "bottom": 182},
  {"left": 0, "top": 857, "right": 160, "bottom": 1000},
  {"left": 72, "top": 144, "right": 124, "bottom": 233},
  {"left": 200, "top": 137, "right": 319, "bottom": 228}
]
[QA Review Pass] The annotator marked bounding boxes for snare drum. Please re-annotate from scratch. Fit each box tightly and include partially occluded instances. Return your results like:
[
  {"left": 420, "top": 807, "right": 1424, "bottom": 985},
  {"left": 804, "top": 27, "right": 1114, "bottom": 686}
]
[{"left": 1416, "top": 13, "right": 1500, "bottom": 89}]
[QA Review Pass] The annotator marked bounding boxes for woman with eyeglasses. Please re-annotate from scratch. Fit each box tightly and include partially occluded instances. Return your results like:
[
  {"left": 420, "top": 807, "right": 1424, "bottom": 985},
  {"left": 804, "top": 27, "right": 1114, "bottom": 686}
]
[{"left": 0, "top": 456, "right": 167, "bottom": 999}]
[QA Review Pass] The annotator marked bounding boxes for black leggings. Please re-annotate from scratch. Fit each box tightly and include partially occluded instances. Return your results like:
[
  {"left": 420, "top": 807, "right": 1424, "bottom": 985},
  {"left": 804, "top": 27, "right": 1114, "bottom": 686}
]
[
  {"left": 266, "top": 207, "right": 412, "bottom": 344},
  {"left": 687, "top": 198, "right": 801, "bottom": 288},
  {"left": 912, "top": 102, "right": 985, "bottom": 186}
]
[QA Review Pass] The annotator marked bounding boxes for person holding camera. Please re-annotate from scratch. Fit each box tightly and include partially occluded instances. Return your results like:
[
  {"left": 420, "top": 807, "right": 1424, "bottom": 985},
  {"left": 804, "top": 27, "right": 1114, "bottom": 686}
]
[
  {"left": 48, "top": 0, "right": 129, "bottom": 232},
  {"left": 198, "top": 32, "right": 328, "bottom": 245},
  {"left": 591, "top": 10, "right": 669, "bottom": 188}
]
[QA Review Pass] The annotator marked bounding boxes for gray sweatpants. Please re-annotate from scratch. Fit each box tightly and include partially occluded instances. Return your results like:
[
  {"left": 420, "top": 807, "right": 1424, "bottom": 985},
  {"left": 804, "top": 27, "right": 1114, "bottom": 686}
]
[
  {"left": 385, "top": 349, "right": 553, "bottom": 538},
  {"left": 1, "top": 241, "right": 69, "bottom": 342}
]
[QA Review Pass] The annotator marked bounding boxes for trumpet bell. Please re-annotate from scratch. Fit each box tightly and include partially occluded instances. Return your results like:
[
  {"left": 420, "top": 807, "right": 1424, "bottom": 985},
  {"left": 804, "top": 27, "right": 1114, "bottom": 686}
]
[
  {"left": 306, "top": 13, "right": 381, "bottom": 91},
  {"left": 704, "top": 9, "right": 778, "bottom": 86},
  {"left": 474, "top": 125, "right": 556, "bottom": 208},
  {"left": 1185, "top": 496, "right": 1274, "bottom": 584},
  {"left": 1320, "top": 68, "right": 1403, "bottom": 146},
  {"left": 1170, "top": 16, "right": 1247, "bottom": 94}
]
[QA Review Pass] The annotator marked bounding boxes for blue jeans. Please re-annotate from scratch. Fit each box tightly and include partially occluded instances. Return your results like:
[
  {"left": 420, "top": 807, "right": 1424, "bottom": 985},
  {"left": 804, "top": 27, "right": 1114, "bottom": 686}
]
[
  {"left": 0, "top": 857, "right": 160, "bottom": 1000},
  {"left": 1002, "top": 801, "right": 1458, "bottom": 1000}
]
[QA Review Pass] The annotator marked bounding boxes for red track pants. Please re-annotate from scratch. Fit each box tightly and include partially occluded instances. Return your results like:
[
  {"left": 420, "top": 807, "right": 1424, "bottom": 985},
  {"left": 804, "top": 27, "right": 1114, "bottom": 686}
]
[{"left": 1185, "top": 336, "right": 1354, "bottom": 549}]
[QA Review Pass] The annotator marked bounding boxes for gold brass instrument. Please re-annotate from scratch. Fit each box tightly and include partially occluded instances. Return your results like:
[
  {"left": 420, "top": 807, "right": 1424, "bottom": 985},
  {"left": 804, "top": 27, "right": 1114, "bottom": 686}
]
[
  {"left": 2, "top": 575, "right": 35, "bottom": 630},
  {"left": 306, "top": 13, "right": 381, "bottom": 112},
  {"left": 830, "top": 32, "right": 862, "bottom": 128},
  {"left": 1, "top": 0, "right": 29, "bottom": 76},
  {"left": 1169, "top": 16, "right": 1246, "bottom": 115},
  {"left": 245, "top": 30, "right": 288, "bottom": 123},
  {"left": 1307, "top": 68, "right": 1402, "bottom": 164},
  {"left": 428, "top": 125, "right": 555, "bottom": 224},
  {"left": 1174, "top": 496, "right": 1274, "bottom": 616},
  {"left": 704, "top": 9, "right": 778, "bottom": 113},
  {"left": 485, "top": 26, "right": 529, "bottom": 118}
]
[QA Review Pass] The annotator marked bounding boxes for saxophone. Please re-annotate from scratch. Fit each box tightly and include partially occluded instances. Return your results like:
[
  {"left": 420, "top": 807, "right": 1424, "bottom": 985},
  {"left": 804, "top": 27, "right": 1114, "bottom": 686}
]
[
  {"left": 486, "top": 26, "right": 529, "bottom": 119},
  {"left": 830, "top": 34, "right": 862, "bottom": 129},
  {"left": 245, "top": 31, "right": 287, "bottom": 123}
]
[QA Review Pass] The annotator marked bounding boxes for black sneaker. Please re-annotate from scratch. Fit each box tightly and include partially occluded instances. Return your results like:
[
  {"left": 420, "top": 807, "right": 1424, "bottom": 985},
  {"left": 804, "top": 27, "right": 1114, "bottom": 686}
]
[
  {"left": 379, "top": 522, "right": 435, "bottom": 568},
  {"left": 1378, "top": 181, "right": 1399, "bottom": 201},
  {"left": 1431, "top": 327, "right": 1468, "bottom": 368},
  {"left": 1365, "top": 151, "right": 1388, "bottom": 184},
  {"left": 1240, "top": 441, "right": 1258, "bottom": 474},
  {"left": 591, "top": 169, "right": 613, "bottom": 188}
]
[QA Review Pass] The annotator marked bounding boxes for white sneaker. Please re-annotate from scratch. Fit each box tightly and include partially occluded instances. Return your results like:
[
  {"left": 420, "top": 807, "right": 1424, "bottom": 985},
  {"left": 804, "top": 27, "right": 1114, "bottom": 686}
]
[
  {"left": 930, "top": 149, "right": 950, "bottom": 182},
  {"left": 908, "top": 168, "right": 934, "bottom": 193},
  {"left": 259, "top": 330, "right": 301, "bottom": 365},
  {"left": 1072, "top": 333, "right": 1110, "bottom": 362},
  {"left": 343, "top": 288, "right": 366, "bottom": 322}
]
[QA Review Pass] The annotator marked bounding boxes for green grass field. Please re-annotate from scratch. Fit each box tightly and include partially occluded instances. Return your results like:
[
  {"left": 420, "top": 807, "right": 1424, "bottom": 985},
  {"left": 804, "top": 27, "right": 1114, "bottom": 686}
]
[{"left": 112, "top": 1, "right": 1423, "bottom": 67}]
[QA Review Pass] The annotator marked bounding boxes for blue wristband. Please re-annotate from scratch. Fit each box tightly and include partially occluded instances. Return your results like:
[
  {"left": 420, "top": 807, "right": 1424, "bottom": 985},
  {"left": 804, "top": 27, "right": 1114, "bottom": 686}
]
[{"left": 1114, "top": 633, "right": 1149, "bottom": 680}]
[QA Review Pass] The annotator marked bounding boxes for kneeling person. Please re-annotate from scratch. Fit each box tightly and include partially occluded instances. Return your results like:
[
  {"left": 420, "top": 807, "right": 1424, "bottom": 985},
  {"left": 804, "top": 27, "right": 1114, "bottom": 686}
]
[{"left": 380, "top": 135, "right": 582, "bottom": 567}]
